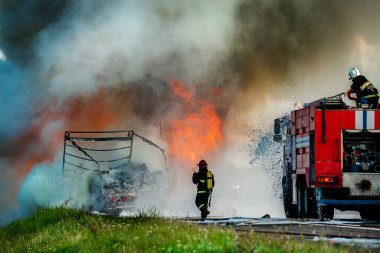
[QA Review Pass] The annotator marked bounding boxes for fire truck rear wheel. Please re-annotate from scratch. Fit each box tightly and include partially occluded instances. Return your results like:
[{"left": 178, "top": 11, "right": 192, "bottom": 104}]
[
  {"left": 297, "top": 180, "right": 307, "bottom": 218},
  {"left": 318, "top": 205, "right": 334, "bottom": 221},
  {"left": 282, "top": 177, "right": 297, "bottom": 218},
  {"left": 284, "top": 201, "right": 297, "bottom": 218},
  {"left": 360, "top": 208, "right": 380, "bottom": 220}
]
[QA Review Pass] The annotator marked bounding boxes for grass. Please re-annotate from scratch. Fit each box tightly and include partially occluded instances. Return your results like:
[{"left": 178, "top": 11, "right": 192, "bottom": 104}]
[{"left": 0, "top": 207, "right": 373, "bottom": 252}]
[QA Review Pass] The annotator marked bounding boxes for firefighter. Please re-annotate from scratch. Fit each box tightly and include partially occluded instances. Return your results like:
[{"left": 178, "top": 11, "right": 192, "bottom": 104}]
[
  {"left": 346, "top": 67, "right": 379, "bottom": 109},
  {"left": 192, "top": 159, "right": 215, "bottom": 219}
]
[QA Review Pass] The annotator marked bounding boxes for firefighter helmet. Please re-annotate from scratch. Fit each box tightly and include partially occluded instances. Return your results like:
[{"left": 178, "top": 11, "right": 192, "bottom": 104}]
[
  {"left": 197, "top": 159, "right": 208, "bottom": 168},
  {"left": 348, "top": 67, "right": 361, "bottom": 80}
]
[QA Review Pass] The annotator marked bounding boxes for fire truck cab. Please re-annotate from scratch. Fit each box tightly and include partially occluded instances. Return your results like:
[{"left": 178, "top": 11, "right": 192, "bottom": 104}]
[{"left": 274, "top": 94, "right": 380, "bottom": 220}]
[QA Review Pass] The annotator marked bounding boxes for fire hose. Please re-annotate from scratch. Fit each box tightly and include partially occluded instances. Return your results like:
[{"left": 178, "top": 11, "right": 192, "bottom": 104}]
[{"left": 346, "top": 89, "right": 357, "bottom": 101}]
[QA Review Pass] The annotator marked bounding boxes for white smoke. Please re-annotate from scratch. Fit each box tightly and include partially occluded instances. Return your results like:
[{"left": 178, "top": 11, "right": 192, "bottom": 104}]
[
  {"left": 0, "top": 49, "right": 5, "bottom": 61},
  {"left": 28, "top": 0, "right": 239, "bottom": 218},
  {"left": 16, "top": 153, "right": 100, "bottom": 214},
  {"left": 35, "top": 0, "right": 236, "bottom": 100}
]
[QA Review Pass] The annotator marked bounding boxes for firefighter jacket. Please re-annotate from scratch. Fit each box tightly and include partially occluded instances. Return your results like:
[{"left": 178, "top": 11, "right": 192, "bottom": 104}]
[
  {"left": 192, "top": 167, "right": 215, "bottom": 193},
  {"left": 351, "top": 75, "right": 379, "bottom": 101}
]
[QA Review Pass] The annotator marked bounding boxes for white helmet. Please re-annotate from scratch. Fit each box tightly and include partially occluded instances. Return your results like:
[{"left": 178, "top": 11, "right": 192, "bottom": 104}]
[{"left": 348, "top": 67, "right": 361, "bottom": 80}]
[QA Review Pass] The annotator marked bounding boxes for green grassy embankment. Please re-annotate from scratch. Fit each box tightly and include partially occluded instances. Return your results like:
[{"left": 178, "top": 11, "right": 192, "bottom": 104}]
[{"left": 0, "top": 207, "right": 368, "bottom": 252}]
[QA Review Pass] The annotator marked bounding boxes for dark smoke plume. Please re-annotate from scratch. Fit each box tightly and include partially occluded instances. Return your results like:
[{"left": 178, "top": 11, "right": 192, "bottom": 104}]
[
  {"left": 0, "top": 0, "right": 68, "bottom": 65},
  {"left": 220, "top": 0, "right": 380, "bottom": 114}
]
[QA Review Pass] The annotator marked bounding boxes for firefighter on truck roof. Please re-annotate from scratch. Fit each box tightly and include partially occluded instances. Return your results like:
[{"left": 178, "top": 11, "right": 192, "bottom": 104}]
[
  {"left": 192, "top": 159, "right": 215, "bottom": 219},
  {"left": 346, "top": 67, "right": 379, "bottom": 109}
]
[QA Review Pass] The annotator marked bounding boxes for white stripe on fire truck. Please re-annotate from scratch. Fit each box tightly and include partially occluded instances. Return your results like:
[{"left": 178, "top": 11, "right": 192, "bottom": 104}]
[
  {"left": 366, "top": 110, "right": 375, "bottom": 129},
  {"left": 355, "top": 111, "right": 363, "bottom": 129},
  {"left": 354, "top": 110, "right": 375, "bottom": 130}
]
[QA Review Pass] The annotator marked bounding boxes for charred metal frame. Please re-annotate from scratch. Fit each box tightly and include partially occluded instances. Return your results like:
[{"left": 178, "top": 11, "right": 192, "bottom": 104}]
[
  {"left": 62, "top": 130, "right": 134, "bottom": 175},
  {"left": 62, "top": 130, "right": 167, "bottom": 175}
]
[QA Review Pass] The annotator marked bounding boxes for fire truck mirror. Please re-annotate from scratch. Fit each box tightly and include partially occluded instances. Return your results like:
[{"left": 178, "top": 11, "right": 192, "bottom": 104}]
[
  {"left": 273, "top": 134, "right": 282, "bottom": 142},
  {"left": 274, "top": 117, "right": 289, "bottom": 142}
]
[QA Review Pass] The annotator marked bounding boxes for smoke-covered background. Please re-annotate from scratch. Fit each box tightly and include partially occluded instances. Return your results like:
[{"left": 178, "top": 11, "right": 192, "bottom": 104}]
[{"left": 1, "top": 0, "right": 380, "bottom": 224}]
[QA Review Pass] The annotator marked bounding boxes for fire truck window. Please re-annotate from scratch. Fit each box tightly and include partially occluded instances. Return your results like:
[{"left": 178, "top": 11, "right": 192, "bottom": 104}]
[{"left": 343, "top": 133, "right": 380, "bottom": 173}]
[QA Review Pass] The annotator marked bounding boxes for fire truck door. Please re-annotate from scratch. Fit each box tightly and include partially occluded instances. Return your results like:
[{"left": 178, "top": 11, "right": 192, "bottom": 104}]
[
  {"left": 315, "top": 110, "right": 342, "bottom": 184},
  {"left": 316, "top": 110, "right": 342, "bottom": 162}
]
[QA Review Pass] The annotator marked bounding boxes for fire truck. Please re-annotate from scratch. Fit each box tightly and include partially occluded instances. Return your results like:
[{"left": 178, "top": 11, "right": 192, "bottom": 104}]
[{"left": 274, "top": 94, "right": 380, "bottom": 220}]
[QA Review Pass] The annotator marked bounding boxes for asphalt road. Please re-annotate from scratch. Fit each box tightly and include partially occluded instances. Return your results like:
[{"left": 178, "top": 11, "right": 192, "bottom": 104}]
[{"left": 184, "top": 216, "right": 380, "bottom": 248}]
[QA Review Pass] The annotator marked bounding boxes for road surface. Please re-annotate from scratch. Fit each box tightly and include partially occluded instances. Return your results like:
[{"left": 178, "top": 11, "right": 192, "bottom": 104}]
[{"left": 184, "top": 216, "right": 380, "bottom": 248}]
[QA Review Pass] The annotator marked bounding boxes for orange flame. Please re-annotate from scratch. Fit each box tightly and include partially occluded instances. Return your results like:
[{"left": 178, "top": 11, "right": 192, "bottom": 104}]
[
  {"left": 165, "top": 79, "right": 223, "bottom": 167},
  {"left": 7, "top": 80, "right": 223, "bottom": 178}
]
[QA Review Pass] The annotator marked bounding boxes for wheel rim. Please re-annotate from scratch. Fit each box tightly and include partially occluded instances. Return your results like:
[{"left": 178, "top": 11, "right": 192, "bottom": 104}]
[
  {"left": 297, "top": 186, "right": 306, "bottom": 217},
  {"left": 303, "top": 188, "right": 308, "bottom": 217},
  {"left": 297, "top": 188, "right": 302, "bottom": 216}
]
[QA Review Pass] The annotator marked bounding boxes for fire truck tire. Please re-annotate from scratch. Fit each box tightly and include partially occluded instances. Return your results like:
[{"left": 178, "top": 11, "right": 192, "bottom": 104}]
[
  {"left": 284, "top": 201, "right": 297, "bottom": 218},
  {"left": 318, "top": 205, "right": 334, "bottom": 221},
  {"left": 306, "top": 191, "right": 318, "bottom": 219},
  {"left": 360, "top": 208, "right": 380, "bottom": 220},
  {"left": 282, "top": 177, "right": 297, "bottom": 218},
  {"left": 297, "top": 180, "right": 307, "bottom": 218}
]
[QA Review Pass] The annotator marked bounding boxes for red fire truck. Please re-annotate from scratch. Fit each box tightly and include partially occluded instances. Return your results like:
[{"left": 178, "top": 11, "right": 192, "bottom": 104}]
[{"left": 274, "top": 94, "right": 380, "bottom": 220}]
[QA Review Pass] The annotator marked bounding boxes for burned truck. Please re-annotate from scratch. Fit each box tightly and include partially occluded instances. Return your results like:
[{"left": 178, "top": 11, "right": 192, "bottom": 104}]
[
  {"left": 62, "top": 130, "right": 168, "bottom": 213},
  {"left": 274, "top": 94, "right": 380, "bottom": 220}
]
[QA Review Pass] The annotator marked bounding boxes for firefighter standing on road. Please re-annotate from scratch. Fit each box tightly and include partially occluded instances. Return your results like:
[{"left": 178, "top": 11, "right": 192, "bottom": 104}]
[
  {"left": 192, "top": 159, "right": 214, "bottom": 219},
  {"left": 346, "top": 67, "right": 379, "bottom": 108}
]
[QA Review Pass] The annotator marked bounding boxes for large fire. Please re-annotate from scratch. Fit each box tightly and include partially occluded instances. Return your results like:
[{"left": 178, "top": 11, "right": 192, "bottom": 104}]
[
  {"left": 165, "top": 78, "right": 223, "bottom": 167},
  {"left": 6, "top": 79, "right": 223, "bottom": 180}
]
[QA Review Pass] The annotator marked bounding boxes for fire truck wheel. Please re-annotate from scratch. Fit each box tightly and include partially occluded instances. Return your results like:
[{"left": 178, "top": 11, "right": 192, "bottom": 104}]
[
  {"left": 284, "top": 201, "right": 297, "bottom": 218},
  {"left": 318, "top": 205, "right": 334, "bottom": 221},
  {"left": 307, "top": 193, "right": 318, "bottom": 219},
  {"left": 282, "top": 177, "right": 297, "bottom": 218},
  {"left": 360, "top": 208, "right": 380, "bottom": 220},
  {"left": 297, "top": 180, "right": 307, "bottom": 218}
]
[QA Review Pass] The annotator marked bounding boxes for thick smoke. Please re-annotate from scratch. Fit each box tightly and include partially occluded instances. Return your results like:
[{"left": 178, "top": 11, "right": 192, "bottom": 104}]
[
  {"left": 2, "top": 0, "right": 380, "bottom": 223},
  {"left": 32, "top": 0, "right": 236, "bottom": 100},
  {"left": 224, "top": 0, "right": 380, "bottom": 119}
]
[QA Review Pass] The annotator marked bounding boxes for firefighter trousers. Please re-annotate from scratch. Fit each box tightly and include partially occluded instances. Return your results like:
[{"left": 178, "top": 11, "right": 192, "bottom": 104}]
[{"left": 195, "top": 192, "right": 209, "bottom": 214}]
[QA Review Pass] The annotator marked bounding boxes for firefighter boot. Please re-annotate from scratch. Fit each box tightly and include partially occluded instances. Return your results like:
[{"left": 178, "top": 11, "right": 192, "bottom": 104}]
[{"left": 201, "top": 210, "right": 210, "bottom": 219}]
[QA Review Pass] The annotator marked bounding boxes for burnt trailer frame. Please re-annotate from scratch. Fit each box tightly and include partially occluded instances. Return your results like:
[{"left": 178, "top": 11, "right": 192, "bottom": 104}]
[
  {"left": 62, "top": 130, "right": 167, "bottom": 174},
  {"left": 275, "top": 94, "right": 380, "bottom": 220},
  {"left": 62, "top": 130, "right": 134, "bottom": 174}
]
